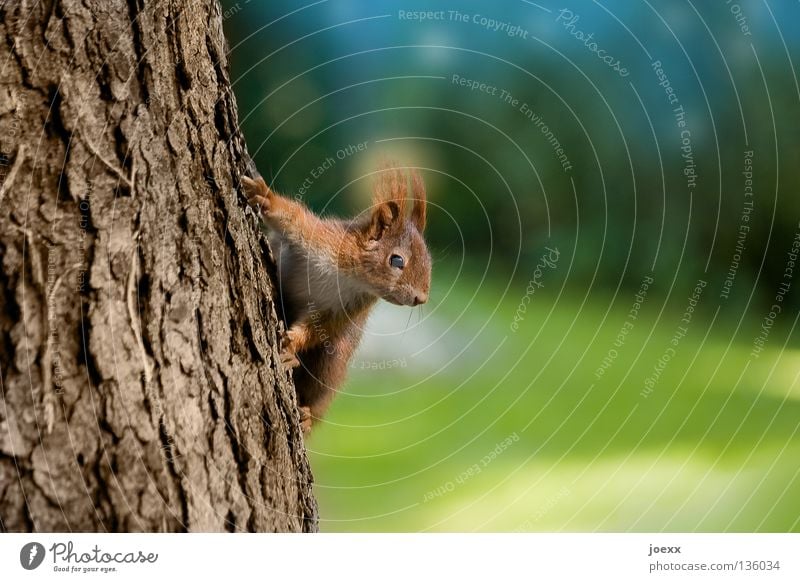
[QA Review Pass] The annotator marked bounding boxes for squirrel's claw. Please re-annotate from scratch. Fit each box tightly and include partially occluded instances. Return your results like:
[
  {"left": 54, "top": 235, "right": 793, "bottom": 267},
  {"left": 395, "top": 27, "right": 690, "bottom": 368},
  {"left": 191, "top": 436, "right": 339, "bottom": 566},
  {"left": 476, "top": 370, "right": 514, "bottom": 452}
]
[
  {"left": 279, "top": 327, "right": 302, "bottom": 368},
  {"left": 298, "top": 406, "right": 313, "bottom": 434},
  {"left": 241, "top": 175, "right": 273, "bottom": 213},
  {"left": 280, "top": 348, "right": 300, "bottom": 368}
]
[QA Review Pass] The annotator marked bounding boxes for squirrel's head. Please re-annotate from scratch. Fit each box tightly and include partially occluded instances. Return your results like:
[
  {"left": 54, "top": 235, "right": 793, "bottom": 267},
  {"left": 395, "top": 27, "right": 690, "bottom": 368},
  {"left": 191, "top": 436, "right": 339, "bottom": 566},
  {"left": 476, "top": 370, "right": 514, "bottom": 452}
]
[{"left": 353, "top": 162, "right": 431, "bottom": 307}]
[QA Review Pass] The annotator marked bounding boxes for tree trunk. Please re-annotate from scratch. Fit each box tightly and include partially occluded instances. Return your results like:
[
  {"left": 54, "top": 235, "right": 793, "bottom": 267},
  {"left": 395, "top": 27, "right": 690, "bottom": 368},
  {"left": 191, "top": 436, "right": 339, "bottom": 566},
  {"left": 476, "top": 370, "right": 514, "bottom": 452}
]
[{"left": 0, "top": 0, "right": 317, "bottom": 532}]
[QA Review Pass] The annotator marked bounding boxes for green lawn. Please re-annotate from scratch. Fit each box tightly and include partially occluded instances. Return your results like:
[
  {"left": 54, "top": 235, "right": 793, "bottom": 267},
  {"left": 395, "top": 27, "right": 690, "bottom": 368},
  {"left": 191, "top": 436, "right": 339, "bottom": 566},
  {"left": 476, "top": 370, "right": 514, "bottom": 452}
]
[{"left": 307, "top": 270, "right": 800, "bottom": 531}]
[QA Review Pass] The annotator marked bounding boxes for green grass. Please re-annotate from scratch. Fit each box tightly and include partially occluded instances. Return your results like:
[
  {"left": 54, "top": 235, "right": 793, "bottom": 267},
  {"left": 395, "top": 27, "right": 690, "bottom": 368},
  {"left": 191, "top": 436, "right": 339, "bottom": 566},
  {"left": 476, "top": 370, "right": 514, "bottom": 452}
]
[{"left": 307, "top": 270, "right": 800, "bottom": 531}]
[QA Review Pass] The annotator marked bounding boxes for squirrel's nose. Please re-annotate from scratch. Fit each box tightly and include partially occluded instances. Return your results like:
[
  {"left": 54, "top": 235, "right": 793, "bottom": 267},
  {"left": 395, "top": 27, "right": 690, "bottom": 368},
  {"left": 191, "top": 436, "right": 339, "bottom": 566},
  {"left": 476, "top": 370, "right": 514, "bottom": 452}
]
[{"left": 412, "top": 293, "right": 428, "bottom": 306}]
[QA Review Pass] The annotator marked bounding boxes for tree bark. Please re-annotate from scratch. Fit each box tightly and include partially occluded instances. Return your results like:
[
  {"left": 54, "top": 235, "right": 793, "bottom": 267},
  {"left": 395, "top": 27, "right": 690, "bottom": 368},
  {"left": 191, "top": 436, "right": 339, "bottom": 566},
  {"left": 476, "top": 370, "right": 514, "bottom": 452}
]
[{"left": 0, "top": 0, "right": 317, "bottom": 532}]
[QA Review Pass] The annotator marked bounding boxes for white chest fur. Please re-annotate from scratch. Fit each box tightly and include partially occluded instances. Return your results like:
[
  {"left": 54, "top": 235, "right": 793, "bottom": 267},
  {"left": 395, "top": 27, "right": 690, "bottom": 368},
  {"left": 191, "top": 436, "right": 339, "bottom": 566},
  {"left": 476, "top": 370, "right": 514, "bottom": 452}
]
[{"left": 270, "top": 233, "right": 371, "bottom": 315}]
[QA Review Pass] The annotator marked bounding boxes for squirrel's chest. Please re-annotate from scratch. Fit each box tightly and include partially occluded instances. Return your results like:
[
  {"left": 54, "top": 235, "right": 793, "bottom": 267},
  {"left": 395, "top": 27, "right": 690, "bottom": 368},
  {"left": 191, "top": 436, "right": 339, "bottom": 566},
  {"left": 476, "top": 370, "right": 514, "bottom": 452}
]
[{"left": 271, "top": 234, "right": 370, "bottom": 315}]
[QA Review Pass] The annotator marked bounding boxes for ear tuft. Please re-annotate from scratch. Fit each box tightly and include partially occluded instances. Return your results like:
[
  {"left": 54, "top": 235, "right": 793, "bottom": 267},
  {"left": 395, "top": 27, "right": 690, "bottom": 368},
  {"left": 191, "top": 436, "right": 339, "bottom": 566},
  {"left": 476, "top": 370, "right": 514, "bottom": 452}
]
[
  {"left": 410, "top": 169, "right": 427, "bottom": 231},
  {"left": 372, "top": 159, "right": 408, "bottom": 218}
]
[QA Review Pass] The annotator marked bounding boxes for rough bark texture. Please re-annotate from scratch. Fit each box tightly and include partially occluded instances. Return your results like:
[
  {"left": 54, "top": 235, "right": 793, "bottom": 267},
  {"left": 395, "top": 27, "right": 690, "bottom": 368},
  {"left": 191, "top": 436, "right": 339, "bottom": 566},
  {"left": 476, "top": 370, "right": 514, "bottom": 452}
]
[{"left": 0, "top": 0, "right": 318, "bottom": 532}]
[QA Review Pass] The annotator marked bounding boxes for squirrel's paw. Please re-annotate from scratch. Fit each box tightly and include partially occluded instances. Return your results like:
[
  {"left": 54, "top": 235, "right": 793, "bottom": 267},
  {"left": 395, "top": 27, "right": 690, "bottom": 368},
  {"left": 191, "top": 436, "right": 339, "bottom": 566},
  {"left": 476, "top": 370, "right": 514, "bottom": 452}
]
[
  {"left": 241, "top": 175, "right": 273, "bottom": 214},
  {"left": 280, "top": 347, "right": 300, "bottom": 368},
  {"left": 279, "top": 327, "right": 302, "bottom": 368},
  {"left": 298, "top": 406, "right": 313, "bottom": 434}
]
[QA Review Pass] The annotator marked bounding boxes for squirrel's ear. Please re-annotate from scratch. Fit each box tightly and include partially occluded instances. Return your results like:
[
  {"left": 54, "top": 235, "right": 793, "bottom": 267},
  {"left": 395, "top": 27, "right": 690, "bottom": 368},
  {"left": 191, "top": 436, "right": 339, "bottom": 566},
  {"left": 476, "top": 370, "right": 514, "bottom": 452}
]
[
  {"left": 410, "top": 169, "right": 426, "bottom": 231},
  {"left": 367, "top": 200, "right": 400, "bottom": 240}
]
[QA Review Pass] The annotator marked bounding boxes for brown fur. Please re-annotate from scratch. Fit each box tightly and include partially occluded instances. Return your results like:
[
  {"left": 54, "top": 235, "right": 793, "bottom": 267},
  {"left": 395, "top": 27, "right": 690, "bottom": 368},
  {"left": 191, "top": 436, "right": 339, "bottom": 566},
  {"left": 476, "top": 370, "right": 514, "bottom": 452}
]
[{"left": 241, "top": 162, "right": 431, "bottom": 432}]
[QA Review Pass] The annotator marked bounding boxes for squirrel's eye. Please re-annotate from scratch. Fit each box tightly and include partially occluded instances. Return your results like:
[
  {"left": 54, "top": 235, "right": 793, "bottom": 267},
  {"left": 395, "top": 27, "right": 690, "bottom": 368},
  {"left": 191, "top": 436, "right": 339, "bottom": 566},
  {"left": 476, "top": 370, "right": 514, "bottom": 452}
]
[{"left": 390, "top": 254, "right": 405, "bottom": 269}]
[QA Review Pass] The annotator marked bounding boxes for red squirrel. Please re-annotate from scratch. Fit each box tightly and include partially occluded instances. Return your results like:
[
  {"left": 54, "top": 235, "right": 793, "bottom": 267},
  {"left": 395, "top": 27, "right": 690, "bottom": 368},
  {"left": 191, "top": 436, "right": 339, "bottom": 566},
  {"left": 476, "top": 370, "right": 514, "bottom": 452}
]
[{"left": 241, "top": 161, "right": 431, "bottom": 433}]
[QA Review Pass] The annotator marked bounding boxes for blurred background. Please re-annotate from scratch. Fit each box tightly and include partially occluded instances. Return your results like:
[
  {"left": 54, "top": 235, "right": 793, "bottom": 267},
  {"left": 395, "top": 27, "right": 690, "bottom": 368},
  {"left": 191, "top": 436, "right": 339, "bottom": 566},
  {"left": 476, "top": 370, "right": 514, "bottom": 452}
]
[{"left": 221, "top": 0, "right": 800, "bottom": 531}]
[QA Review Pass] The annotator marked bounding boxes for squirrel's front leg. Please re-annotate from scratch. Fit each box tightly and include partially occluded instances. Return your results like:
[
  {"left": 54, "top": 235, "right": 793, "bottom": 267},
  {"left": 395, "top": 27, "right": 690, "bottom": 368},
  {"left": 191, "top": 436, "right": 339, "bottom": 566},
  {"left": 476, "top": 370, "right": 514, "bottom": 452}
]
[
  {"left": 241, "top": 175, "right": 331, "bottom": 248},
  {"left": 279, "top": 320, "right": 315, "bottom": 368}
]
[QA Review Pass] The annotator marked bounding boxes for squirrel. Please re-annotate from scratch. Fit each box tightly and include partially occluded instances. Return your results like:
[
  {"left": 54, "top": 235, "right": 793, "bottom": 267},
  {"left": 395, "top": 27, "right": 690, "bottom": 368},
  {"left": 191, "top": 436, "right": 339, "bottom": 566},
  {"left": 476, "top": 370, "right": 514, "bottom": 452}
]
[{"left": 241, "top": 161, "right": 431, "bottom": 433}]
